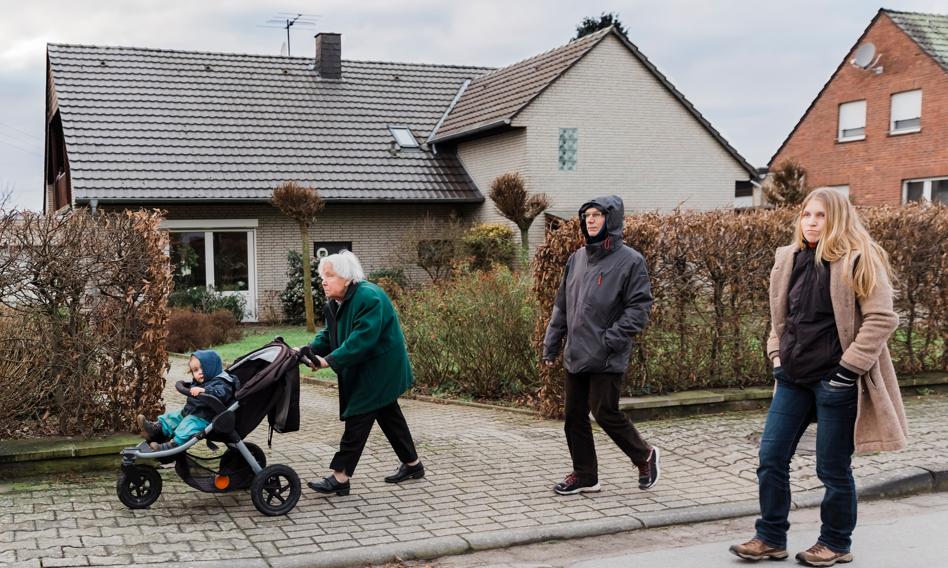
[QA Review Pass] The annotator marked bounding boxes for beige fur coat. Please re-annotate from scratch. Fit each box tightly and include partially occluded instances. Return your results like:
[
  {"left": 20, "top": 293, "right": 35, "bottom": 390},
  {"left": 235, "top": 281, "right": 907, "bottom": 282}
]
[{"left": 766, "top": 244, "right": 907, "bottom": 453}]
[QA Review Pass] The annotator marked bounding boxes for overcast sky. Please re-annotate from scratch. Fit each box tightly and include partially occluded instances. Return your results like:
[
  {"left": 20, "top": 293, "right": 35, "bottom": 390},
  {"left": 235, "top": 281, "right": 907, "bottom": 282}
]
[{"left": 1, "top": 0, "right": 944, "bottom": 210}]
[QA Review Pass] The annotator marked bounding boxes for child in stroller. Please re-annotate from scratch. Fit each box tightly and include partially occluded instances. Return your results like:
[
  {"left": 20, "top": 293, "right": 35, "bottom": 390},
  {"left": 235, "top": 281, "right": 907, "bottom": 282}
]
[
  {"left": 117, "top": 338, "right": 307, "bottom": 516},
  {"left": 137, "top": 350, "right": 238, "bottom": 452}
]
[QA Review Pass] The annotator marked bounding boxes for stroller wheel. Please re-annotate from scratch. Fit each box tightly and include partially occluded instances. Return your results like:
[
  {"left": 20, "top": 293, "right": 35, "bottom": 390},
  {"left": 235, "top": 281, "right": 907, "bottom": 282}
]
[
  {"left": 250, "top": 464, "right": 301, "bottom": 516},
  {"left": 117, "top": 465, "right": 163, "bottom": 509}
]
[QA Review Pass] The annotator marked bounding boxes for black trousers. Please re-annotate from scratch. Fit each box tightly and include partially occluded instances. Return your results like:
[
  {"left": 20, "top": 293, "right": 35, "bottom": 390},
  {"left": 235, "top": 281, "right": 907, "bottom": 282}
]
[
  {"left": 330, "top": 400, "right": 418, "bottom": 477},
  {"left": 565, "top": 371, "right": 651, "bottom": 481}
]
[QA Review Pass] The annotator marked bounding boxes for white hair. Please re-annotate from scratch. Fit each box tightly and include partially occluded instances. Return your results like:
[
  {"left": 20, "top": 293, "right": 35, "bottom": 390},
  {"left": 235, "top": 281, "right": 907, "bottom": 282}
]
[{"left": 318, "top": 250, "right": 366, "bottom": 283}]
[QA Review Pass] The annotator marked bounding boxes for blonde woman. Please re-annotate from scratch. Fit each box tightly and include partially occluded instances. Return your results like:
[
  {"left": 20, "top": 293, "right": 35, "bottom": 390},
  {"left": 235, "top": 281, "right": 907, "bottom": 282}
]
[{"left": 730, "top": 188, "right": 907, "bottom": 567}]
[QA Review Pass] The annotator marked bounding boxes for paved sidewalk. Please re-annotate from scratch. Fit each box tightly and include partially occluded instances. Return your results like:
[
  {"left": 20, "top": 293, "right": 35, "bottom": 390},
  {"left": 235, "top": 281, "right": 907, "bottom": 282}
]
[{"left": 1, "top": 357, "right": 946, "bottom": 567}]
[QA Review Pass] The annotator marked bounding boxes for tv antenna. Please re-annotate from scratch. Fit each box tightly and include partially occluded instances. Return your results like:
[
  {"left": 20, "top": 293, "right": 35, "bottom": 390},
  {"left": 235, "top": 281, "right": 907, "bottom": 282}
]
[
  {"left": 850, "top": 42, "right": 883, "bottom": 75},
  {"left": 258, "top": 12, "right": 319, "bottom": 56}
]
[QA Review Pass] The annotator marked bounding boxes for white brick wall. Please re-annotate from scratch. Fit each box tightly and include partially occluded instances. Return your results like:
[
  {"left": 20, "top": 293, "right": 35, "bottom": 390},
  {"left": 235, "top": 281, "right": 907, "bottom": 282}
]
[
  {"left": 458, "top": 34, "right": 752, "bottom": 256},
  {"left": 151, "top": 202, "right": 473, "bottom": 321}
]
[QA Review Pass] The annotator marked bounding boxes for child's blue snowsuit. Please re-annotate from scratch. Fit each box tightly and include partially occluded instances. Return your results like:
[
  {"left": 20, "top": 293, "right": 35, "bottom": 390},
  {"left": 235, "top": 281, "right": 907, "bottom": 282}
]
[{"left": 158, "top": 350, "right": 238, "bottom": 445}]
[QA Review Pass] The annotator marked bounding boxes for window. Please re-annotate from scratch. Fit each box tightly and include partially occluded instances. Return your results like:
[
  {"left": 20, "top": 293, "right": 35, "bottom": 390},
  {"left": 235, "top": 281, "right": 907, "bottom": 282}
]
[
  {"left": 837, "top": 100, "right": 866, "bottom": 142},
  {"left": 170, "top": 231, "right": 250, "bottom": 292},
  {"left": 389, "top": 127, "right": 419, "bottom": 148},
  {"left": 903, "top": 177, "right": 948, "bottom": 204},
  {"left": 558, "top": 128, "right": 578, "bottom": 171},
  {"left": 890, "top": 89, "right": 922, "bottom": 134},
  {"left": 734, "top": 180, "right": 754, "bottom": 208}
]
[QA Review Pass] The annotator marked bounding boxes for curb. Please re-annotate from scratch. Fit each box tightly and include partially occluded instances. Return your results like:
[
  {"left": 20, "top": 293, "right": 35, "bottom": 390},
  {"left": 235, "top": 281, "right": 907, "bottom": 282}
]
[{"left": 270, "top": 463, "right": 948, "bottom": 568}]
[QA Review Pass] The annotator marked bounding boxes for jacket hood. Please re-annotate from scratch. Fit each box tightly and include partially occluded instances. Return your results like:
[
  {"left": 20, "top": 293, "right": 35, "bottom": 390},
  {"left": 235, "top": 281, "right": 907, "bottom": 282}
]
[
  {"left": 191, "top": 350, "right": 223, "bottom": 380},
  {"left": 579, "top": 195, "right": 625, "bottom": 257}
]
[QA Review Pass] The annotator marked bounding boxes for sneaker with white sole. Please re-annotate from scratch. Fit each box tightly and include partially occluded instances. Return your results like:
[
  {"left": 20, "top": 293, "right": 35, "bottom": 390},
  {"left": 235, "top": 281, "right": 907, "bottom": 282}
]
[
  {"left": 637, "top": 447, "right": 660, "bottom": 490},
  {"left": 553, "top": 472, "right": 601, "bottom": 495}
]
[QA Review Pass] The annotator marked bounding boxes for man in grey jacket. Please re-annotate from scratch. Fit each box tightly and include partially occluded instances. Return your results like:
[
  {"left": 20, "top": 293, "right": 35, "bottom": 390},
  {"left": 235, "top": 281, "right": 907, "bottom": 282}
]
[{"left": 543, "top": 195, "right": 660, "bottom": 495}]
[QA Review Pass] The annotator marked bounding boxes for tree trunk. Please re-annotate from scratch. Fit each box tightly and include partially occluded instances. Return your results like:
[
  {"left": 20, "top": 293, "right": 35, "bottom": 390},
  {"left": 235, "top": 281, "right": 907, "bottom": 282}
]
[{"left": 300, "top": 224, "right": 316, "bottom": 333}]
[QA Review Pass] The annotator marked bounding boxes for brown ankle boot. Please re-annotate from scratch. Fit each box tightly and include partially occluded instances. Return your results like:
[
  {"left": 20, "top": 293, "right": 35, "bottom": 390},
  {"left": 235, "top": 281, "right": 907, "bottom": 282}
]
[
  {"left": 137, "top": 414, "right": 166, "bottom": 443},
  {"left": 795, "top": 543, "right": 853, "bottom": 566},
  {"left": 729, "top": 537, "right": 789, "bottom": 561}
]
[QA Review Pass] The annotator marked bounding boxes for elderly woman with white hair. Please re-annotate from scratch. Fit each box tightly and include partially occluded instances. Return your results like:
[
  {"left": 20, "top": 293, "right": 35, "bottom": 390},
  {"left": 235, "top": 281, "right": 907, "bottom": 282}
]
[{"left": 298, "top": 250, "right": 424, "bottom": 496}]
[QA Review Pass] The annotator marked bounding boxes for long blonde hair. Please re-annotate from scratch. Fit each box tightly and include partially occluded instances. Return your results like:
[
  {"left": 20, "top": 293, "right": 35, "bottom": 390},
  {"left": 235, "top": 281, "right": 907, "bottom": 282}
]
[{"left": 792, "top": 188, "right": 893, "bottom": 299}]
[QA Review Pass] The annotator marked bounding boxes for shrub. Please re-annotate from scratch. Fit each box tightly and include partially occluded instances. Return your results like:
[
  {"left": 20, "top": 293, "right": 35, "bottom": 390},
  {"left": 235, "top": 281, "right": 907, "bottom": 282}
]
[
  {"left": 461, "top": 223, "right": 517, "bottom": 270},
  {"left": 168, "top": 285, "right": 246, "bottom": 321},
  {"left": 533, "top": 204, "right": 948, "bottom": 418},
  {"left": 166, "top": 308, "right": 241, "bottom": 353},
  {"left": 368, "top": 267, "right": 408, "bottom": 288},
  {"left": 0, "top": 209, "right": 171, "bottom": 437},
  {"left": 398, "top": 266, "right": 539, "bottom": 400},
  {"left": 281, "top": 250, "right": 326, "bottom": 324}
]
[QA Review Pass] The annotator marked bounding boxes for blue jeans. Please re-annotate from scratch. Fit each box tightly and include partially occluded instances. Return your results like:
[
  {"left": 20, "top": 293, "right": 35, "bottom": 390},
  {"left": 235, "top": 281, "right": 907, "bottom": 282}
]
[
  {"left": 157, "top": 410, "right": 210, "bottom": 446},
  {"left": 754, "top": 369, "right": 858, "bottom": 553}
]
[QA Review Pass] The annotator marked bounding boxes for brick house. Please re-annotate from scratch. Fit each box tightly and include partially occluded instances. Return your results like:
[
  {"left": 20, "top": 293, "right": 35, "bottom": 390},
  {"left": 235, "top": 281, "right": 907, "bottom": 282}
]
[
  {"left": 770, "top": 9, "right": 947, "bottom": 205},
  {"left": 44, "top": 27, "right": 756, "bottom": 321}
]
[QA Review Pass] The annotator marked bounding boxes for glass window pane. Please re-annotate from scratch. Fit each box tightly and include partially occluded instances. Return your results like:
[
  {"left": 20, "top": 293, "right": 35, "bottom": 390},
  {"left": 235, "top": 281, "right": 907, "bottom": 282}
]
[
  {"left": 933, "top": 180, "right": 948, "bottom": 204},
  {"left": 905, "top": 181, "right": 925, "bottom": 202},
  {"left": 893, "top": 117, "right": 920, "bottom": 131},
  {"left": 169, "top": 232, "right": 206, "bottom": 290},
  {"left": 838, "top": 100, "right": 866, "bottom": 139},
  {"left": 559, "top": 128, "right": 577, "bottom": 171},
  {"left": 213, "top": 232, "right": 248, "bottom": 291},
  {"left": 390, "top": 127, "right": 418, "bottom": 148}
]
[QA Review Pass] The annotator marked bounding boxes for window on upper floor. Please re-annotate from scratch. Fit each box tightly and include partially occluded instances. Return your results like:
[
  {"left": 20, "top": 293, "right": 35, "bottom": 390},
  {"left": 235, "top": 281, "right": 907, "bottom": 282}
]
[
  {"left": 890, "top": 90, "right": 922, "bottom": 135},
  {"left": 904, "top": 177, "right": 948, "bottom": 204},
  {"left": 837, "top": 100, "right": 866, "bottom": 142},
  {"left": 558, "top": 128, "right": 577, "bottom": 171}
]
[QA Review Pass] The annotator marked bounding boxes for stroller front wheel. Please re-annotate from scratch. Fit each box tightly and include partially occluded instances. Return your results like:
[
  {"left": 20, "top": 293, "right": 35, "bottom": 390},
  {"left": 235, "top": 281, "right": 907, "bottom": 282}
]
[
  {"left": 117, "top": 465, "right": 163, "bottom": 509},
  {"left": 250, "top": 464, "right": 301, "bottom": 516}
]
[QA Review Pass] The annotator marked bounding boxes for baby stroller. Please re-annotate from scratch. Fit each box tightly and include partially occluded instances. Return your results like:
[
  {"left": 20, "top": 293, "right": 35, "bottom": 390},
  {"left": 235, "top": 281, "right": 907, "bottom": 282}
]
[{"left": 116, "top": 337, "right": 310, "bottom": 516}]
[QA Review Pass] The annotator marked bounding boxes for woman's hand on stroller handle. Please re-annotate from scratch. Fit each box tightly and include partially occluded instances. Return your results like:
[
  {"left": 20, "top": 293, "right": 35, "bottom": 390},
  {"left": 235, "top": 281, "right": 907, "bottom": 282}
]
[{"left": 296, "top": 345, "right": 328, "bottom": 370}]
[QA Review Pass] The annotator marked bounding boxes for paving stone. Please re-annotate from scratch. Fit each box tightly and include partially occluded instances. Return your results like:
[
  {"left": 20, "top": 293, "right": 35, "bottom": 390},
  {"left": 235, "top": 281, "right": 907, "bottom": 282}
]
[{"left": 3, "top": 361, "right": 946, "bottom": 567}]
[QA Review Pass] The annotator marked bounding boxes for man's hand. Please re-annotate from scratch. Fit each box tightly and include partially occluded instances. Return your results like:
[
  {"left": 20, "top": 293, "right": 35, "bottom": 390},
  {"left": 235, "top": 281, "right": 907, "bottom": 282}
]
[
  {"left": 772, "top": 356, "right": 782, "bottom": 368},
  {"left": 542, "top": 359, "right": 555, "bottom": 368},
  {"left": 189, "top": 386, "right": 205, "bottom": 397}
]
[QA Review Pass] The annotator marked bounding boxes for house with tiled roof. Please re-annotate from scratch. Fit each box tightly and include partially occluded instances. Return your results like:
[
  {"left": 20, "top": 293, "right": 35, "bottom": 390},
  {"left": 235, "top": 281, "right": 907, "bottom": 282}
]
[
  {"left": 770, "top": 9, "right": 947, "bottom": 205},
  {"left": 45, "top": 28, "right": 757, "bottom": 321}
]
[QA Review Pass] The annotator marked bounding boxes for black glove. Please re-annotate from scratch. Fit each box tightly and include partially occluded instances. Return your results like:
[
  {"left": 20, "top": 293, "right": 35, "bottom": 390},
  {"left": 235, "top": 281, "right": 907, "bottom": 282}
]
[
  {"left": 298, "top": 345, "right": 317, "bottom": 367},
  {"left": 827, "top": 364, "right": 859, "bottom": 388}
]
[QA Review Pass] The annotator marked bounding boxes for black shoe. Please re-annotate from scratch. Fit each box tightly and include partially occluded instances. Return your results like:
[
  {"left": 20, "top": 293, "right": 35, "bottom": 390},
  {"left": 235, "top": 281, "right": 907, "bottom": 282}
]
[
  {"left": 553, "top": 472, "right": 601, "bottom": 495},
  {"left": 307, "top": 475, "right": 350, "bottom": 496},
  {"left": 137, "top": 414, "right": 167, "bottom": 443},
  {"left": 637, "top": 447, "right": 661, "bottom": 490},
  {"left": 384, "top": 461, "right": 425, "bottom": 483}
]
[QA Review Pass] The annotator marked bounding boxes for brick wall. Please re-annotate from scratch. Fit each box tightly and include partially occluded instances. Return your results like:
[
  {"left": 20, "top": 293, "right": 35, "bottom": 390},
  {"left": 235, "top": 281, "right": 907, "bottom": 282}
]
[
  {"left": 771, "top": 14, "right": 948, "bottom": 205},
  {"left": 118, "top": 202, "right": 472, "bottom": 321}
]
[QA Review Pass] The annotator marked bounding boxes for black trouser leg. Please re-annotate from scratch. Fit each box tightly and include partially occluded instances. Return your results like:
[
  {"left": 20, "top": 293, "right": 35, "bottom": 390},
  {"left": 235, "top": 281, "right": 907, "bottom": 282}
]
[
  {"left": 588, "top": 372, "right": 652, "bottom": 465},
  {"left": 329, "top": 410, "right": 376, "bottom": 477},
  {"left": 375, "top": 400, "right": 419, "bottom": 464},
  {"left": 564, "top": 372, "right": 597, "bottom": 481}
]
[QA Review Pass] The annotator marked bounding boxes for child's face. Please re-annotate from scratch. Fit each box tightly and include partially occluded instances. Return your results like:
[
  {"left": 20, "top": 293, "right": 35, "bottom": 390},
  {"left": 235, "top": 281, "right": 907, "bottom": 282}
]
[{"left": 188, "top": 356, "right": 205, "bottom": 383}]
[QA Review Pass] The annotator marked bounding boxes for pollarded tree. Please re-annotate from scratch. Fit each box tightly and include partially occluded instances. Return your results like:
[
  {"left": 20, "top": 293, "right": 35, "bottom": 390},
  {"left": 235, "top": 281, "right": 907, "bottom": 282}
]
[
  {"left": 272, "top": 181, "right": 325, "bottom": 332},
  {"left": 763, "top": 159, "right": 810, "bottom": 208},
  {"left": 489, "top": 172, "right": 551, "bottom": 257}
]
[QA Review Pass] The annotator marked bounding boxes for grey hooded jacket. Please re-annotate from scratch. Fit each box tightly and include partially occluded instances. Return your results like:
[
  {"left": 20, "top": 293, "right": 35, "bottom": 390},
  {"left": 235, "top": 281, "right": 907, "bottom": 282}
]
[{"left": 542, "top": 195, "right": 653, "bottom": 374}]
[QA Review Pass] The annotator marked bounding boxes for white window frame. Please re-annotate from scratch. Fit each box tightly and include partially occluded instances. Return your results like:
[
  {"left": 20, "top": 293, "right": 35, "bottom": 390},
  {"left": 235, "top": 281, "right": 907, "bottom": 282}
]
[
  {"left": 890, "top": 89, "right": 922, "bottom": 135},
  {"left": 162, "top": 219, "right": 258, "bottom": 322},
  {"left": 837, "top": 100, "right": 866, "bottom": 142},
  {"left": 902, "top": 176, "right": 948, "bottom": 204}
]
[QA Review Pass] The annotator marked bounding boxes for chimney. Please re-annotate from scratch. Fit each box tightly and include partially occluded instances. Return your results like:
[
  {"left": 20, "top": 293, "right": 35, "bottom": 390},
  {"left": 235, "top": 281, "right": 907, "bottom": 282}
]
[{"left": 314, "top": 33, "right": 341, "bottom": 80}]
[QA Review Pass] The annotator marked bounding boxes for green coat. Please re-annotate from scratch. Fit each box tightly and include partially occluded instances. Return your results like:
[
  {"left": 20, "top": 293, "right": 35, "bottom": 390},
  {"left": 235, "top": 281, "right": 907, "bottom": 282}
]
[{"left": 309, "top": 281, "right": 413, "bottom": 419}]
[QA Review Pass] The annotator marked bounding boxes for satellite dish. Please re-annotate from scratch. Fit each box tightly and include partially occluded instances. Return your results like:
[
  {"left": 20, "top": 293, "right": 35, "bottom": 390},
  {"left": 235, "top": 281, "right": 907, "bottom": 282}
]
[
  {"left": 851, "top": 43, "right": 875, "bottom": 68},
  {"left": 280, "top": 41, "right": 288, "bottom": 57}
]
